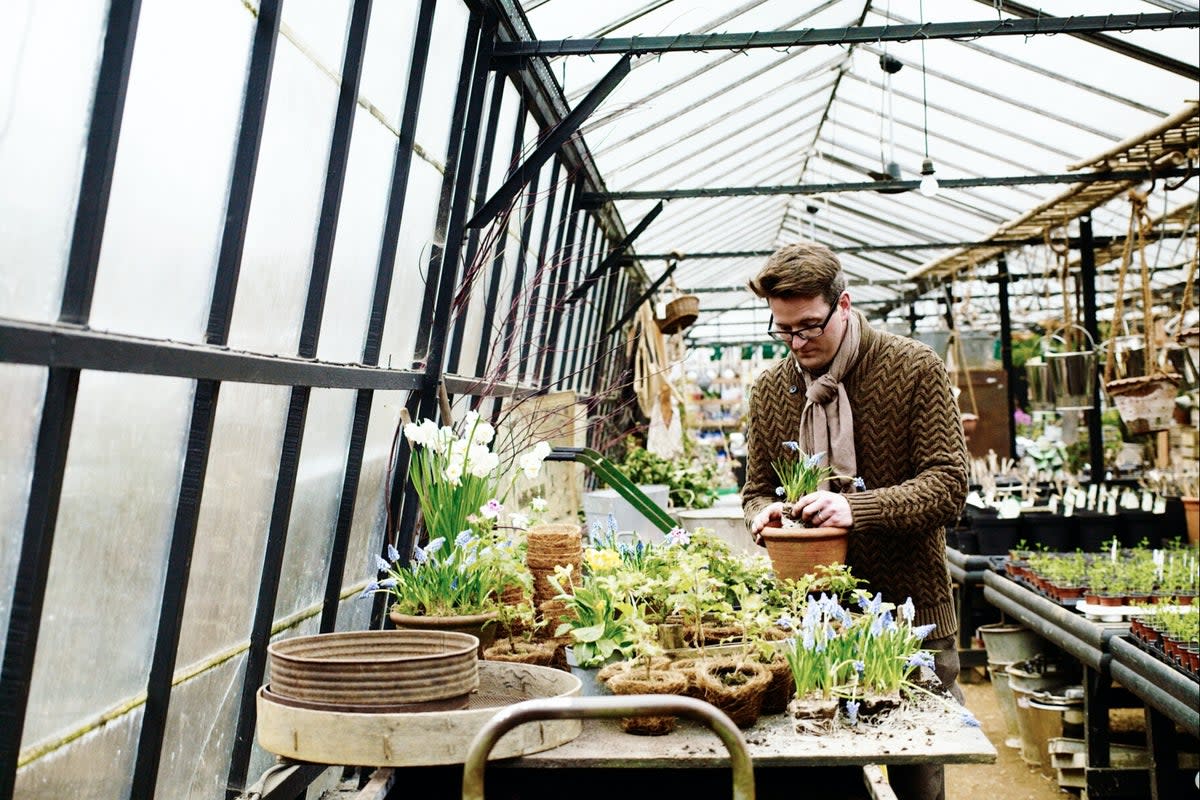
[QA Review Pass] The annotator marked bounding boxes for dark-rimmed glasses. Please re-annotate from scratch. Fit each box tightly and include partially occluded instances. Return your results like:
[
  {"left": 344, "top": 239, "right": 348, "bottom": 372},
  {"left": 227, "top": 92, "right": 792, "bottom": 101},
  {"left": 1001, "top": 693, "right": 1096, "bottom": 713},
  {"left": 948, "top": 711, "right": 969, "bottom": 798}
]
[{"left": 767, "top": 303, "right": 837, "bottom": 343}]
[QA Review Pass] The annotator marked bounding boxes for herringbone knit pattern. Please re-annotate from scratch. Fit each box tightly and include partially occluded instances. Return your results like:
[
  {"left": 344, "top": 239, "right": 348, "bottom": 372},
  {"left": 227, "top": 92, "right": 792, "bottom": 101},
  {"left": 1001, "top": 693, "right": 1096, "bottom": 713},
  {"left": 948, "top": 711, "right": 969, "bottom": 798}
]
[{"left": 743, "top": 314, "right": 968, "bottom": 638}]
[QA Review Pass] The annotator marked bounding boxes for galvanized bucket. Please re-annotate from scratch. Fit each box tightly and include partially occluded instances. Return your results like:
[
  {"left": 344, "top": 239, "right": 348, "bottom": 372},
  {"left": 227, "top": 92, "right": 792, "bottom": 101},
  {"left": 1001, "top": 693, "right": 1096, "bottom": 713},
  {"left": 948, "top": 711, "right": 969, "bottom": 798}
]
[{"left": 1044, "top": 325, "right": 1096, "bottom": 412}]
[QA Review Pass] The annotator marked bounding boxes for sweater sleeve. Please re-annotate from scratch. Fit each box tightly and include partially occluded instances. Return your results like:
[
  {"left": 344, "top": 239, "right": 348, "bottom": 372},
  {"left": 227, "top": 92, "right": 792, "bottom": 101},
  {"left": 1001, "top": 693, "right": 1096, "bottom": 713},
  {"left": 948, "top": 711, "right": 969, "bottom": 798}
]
[{"left": 845, "top": 347, "right": 968, "bottom": 534}]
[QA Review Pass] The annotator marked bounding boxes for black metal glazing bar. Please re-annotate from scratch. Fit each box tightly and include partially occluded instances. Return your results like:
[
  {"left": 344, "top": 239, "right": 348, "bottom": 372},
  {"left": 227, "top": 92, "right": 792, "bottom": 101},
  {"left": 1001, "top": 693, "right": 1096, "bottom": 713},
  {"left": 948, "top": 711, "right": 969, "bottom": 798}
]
[
  {"left": 520, "top": 158, "right": 562, "bottom": 383},
  {"left": 227, "top": 1, "right": 373, "bottom": 792},
  {"left": 225, "top": 387, "right": 311, "bottom": 798},
  {"left": 415, "top": 13, "right": 496, "bottom": 424},
  {"left": 566, "top": 201, "right": 662, "bottom": 304},
  {"left": 465, "top": 54, "right": 632, "bottom": 230},
  {"left": 590, "top": 257, "right": 624, "bottom": 397},
  {"left": 605, "top": 260, "right": 678, "bottom": 338},
  {"left": 994, "top": 255, "right": 1017, "bottom": 462},
  {"left": 584, "top": 167, "right": 1193, "bottom": 203},
  {"left": 132, "top": 0, "right": 285, "bottom": 783},
  {"left": 492, "top": 13, "right": 1199, "bottom": 58},
  {"left": 533, "top": 173, "right": 574, "bottom": 383},
  {"left": 0, "top": 2, "right": 141, "bottom": 796},
  {"left": 413, "top": 13, "right": 485, "bottom": 361},
  {"left": 448, "top": 70, "right": 507, "bottom": 373},
  {"left": 1078, "top": 216, "right": 1105, "bottom": 483},
  {"left": 392, "top": 15, "right": 488, "bottom": 571},
  {"left": 564, "top": 216, "right": 599, "bottom": 389},
  {"left": 472, "top": 91, "right": 527, "bottom": 396},
  {"left": 540, "top": 182, "right": 583, "bottom": 390},
  {"left": 483, "top": 101, "right": 529, "bottom": 388},
  {"left": 324, "top": 0, "right": 437, "bottom": 633}
]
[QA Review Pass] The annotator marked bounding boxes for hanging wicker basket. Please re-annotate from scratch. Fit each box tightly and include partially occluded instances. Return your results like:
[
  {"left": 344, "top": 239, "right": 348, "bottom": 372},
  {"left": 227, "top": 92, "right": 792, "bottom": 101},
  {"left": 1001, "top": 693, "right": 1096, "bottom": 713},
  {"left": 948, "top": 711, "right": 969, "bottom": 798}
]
[
  {"left": 1105, "top": 373, "right": 1181, "bottom": 435},
  {"left": 656, "top": 294, "right": 699, "bottom": 335}
]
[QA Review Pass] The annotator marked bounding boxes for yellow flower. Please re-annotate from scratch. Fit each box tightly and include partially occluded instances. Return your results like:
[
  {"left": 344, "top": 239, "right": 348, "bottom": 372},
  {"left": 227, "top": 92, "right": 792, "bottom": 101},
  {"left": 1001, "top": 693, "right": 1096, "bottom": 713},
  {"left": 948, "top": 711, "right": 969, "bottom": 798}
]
[{"left": 585, "top": 549, "right": 621, "bottom": 572}]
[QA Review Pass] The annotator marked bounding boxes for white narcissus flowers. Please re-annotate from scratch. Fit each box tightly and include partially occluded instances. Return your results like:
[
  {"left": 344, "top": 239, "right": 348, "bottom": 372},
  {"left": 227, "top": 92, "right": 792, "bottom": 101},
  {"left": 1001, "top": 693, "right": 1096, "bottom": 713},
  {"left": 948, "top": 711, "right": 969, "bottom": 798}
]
[{"left": 518, "top": 441, "right": 553, "bottom": 479}]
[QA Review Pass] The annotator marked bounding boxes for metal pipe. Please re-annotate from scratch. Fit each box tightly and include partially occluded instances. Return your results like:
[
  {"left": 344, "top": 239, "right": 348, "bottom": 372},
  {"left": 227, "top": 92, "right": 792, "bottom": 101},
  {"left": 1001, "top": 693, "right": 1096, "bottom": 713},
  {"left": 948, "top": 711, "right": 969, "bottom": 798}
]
[
  {"left": 1109, "top": 637, "right": 1200, "bottom": 726},
  {"left": 983, "top": 572, "right": 1114, "bottom": 651},
  {"left": 461, "top": 695, "right": 755, "bottom": 800},
  {"left": 983, "top": 586, "right": 1107, "bottom": 672}
]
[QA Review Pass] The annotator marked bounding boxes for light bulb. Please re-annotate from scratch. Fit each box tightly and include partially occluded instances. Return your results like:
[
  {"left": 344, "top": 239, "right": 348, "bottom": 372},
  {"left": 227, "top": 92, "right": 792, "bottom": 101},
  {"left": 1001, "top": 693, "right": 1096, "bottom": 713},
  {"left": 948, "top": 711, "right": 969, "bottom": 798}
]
[{"left": 919, "top": 157, "right": 939, "bottom": 198}]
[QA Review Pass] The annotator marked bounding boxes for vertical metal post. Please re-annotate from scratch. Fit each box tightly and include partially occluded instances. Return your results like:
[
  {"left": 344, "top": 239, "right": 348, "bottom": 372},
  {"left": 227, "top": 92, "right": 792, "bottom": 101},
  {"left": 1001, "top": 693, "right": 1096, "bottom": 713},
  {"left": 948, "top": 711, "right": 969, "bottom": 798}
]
[
  {"left": 1078, "top": 215, "right": 1105, "bottom": 482},
  {"left": 540, "top": 182, "right": 583, "bottom": 390},
  {"left": 0, "top": 3, "right": 142, "bottom": 797},
  {"left": 995, "top": 254, "right": 1017, "bottom": 461},
  {"left": 322, "top": 0, "right": 437, "bottom": 633},
  {"left": 520, "top": 158, "right": 562, "bottom": 383},
  {"left": 226, "top": 1, "right": 372, "bottom": 794},
  {"left": 488, "top": 105, "right": 532, "bottom": 389}
]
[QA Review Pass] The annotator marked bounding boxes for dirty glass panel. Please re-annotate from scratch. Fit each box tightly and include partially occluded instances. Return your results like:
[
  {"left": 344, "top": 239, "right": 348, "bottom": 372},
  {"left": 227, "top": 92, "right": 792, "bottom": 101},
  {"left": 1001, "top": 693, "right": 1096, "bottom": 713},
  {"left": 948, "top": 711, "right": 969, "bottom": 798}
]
[
  {"left": 281, "top": 0, "right": 351, "bottom": 79},
  {"left": 275, "top": 387, "right": 356, "bottom": 620},
  {"left": 247, "top": 615, "right": 323, "bottom": 786},
  {"left": 378, "top": 157, "right": 442, "bottom": 371},
  {"left": 413, "top": 0, "right": 468, "bottom": 172},
  {"left": 338, "top": 389, "right": 408, "bottom": 602},
  {"left": 317, "top": 104, "right": 397, "bottom": 362},
  {"left": 22, "top": 371, "right": 192, "bottom": 747},
  {"left": 0, "top": 364, "right": 47, "bottom": 668},
  {"left": 175, "top": 381, "right": 289, "bottom": 667},
  {"left": 358, "top": 0, "right": 417, "bottom": 128},
  {"left": 0, "top": 2, "right": 106, "bottom": 321},
  {"left": 224, "top": 34, "right": 339, "bottom": 355},
  {"left": 154, "top": 652, "right": 247, "bottom": 799},
  {"left": 15, "top": 703, "right": 141, "bottom": 800},
  {"left": 90, "top": 0, "right": 252, "bottom": 341},
  {"left": 334, "top": 591, "right": 374, "bottom": 633}
]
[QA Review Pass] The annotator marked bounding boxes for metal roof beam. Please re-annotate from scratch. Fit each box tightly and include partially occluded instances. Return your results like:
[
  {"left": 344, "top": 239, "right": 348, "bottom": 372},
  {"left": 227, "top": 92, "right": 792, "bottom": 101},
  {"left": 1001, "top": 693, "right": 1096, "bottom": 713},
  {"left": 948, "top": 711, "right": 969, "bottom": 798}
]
[
  {"left": 969, "top": 0, "right": 1199, "bottom": 80},
  {"left": 493, "top": 12, "right": 1198, "bottom": 58},
  {"left": 583, "top": 166, "right": 1192, "bottom": 202}
]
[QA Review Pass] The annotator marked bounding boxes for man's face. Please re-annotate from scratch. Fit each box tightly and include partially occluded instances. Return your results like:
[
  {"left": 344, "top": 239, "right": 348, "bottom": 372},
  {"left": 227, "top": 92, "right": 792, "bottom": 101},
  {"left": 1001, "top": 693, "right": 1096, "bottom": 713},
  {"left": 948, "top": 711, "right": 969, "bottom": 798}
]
[{"left": 767, "top": 292, "right": 850, "bottom": 372}]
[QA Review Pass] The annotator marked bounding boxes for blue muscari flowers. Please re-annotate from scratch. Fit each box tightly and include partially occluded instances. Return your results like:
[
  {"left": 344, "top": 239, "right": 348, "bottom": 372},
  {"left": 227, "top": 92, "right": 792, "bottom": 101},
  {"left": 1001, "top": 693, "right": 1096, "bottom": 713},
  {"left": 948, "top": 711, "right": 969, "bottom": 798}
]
[
  {"left": 455, "top": 529, "right": 474, "bottom": 548},
  {"left": 845, "top": 699, "right": 860, "bottom": 726},
  {"left": 387, "top": 543, "right": 401, "bottom": 562},
  {"left": 961, "top": 710, "right": 981, "bottom": 728},
  {"left": 853, "top": 660, "right": 865, "bottom": 675},
  {"left": 782, "top": 441, "right": 799, "bottom": 452},
  {"left": 906, "top": 651, "right": 936, "bottom": 670},
  {"left": 775, "top": 486, "right": 785, "bottom": 497},
  {"left": 775, "top": 614, "right": 794, "bottom": 630},
  {"left": 853, "top": 476, "right": 866, "bottom": 491},
  {"left": 899, "top": 597, "right": 915, "bottom": 622},
  {"left": 358, "top": 581, "right": 380, "bottom": 599},
  {"left": 375, "top": 554, "right": 391, "bottom": 572},
  {"left": 913, "top": 623, "right": 937, "bottom": 640},
  {"left": 803, "top": 451, "right": 825, "bottom": 468}
]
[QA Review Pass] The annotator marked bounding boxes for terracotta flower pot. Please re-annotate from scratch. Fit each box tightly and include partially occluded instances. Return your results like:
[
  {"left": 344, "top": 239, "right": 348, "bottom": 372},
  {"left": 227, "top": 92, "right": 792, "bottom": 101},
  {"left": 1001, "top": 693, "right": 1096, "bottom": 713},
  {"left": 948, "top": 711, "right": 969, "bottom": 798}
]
[
  {"left": 389, "top": 610, "right": 499, "bottom": 657},
  {"left": 1183, "top": 497, "right": 1199, "bottom": 545},
  {"left": 758, "top": 525, "right": 849, "bottom": 581}
]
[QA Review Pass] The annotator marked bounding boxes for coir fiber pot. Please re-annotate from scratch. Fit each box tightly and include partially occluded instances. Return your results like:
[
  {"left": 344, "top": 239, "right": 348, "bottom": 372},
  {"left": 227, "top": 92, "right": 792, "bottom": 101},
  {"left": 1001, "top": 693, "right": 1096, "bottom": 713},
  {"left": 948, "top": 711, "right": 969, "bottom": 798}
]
[{"left": 758, "top": 525, "right": 848, "bottom": 580}]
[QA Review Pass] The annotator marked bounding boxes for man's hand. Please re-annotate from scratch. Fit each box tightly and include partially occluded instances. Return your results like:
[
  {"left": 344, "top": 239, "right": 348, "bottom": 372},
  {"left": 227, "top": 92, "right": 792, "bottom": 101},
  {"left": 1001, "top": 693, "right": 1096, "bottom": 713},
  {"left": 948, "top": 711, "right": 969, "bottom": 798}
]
[
  {"left": 791, "top": 491, "right": 852, "bottom": 529},
  {"left": 750, "top": 502, "right": 785, "bottom": 544}
]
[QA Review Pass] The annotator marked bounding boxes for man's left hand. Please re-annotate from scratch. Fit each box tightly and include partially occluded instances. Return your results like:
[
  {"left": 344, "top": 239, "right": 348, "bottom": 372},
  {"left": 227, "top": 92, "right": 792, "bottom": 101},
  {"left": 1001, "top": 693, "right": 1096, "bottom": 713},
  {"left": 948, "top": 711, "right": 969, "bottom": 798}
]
[{"left": 791, "top": 491, "right": 853, "bottom": 529}]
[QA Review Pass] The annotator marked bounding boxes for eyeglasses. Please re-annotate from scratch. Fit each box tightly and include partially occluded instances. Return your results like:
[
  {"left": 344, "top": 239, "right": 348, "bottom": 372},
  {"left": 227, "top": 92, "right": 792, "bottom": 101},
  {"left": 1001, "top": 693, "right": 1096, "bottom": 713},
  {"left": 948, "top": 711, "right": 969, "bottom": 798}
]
[{"left": 767, "top": 303, "right": 838, "bottom": 343}]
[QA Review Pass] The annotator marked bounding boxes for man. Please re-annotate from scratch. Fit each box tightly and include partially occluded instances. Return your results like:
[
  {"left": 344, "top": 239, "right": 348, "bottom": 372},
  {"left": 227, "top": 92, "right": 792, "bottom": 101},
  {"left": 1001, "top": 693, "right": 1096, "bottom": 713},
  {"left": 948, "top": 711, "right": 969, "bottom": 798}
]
[{"left": 742, "top": 241, "right": 969, "bottom": 800}]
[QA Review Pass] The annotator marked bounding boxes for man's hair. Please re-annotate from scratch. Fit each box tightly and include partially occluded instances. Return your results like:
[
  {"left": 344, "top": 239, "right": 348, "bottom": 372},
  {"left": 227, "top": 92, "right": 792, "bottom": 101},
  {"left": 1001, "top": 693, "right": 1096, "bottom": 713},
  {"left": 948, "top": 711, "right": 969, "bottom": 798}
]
[{"left": 748, "top": 241, "right": 846, "bottom": 306}]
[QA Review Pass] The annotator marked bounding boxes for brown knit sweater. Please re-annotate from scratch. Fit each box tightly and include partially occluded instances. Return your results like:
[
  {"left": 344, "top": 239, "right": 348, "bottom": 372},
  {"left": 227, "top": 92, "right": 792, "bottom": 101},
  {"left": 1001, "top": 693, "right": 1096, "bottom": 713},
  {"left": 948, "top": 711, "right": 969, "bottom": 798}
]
[{"left": 742, "top": 313, "right": 968, "bottom": 638}]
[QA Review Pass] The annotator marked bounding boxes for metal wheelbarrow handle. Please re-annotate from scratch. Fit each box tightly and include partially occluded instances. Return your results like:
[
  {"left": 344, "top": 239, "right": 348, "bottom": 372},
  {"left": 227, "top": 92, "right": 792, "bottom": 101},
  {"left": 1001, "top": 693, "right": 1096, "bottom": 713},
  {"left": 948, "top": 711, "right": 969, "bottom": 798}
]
[{"left": 461, "top": 694, "right": 755, "bottom": 800}]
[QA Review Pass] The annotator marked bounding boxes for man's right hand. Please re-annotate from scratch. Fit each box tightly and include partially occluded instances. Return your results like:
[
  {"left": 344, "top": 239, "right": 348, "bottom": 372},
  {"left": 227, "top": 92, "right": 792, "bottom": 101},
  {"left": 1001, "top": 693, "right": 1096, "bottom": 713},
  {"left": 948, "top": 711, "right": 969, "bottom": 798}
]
[{"left": 750, "top": 502, "right": 786, "bottom": 543}]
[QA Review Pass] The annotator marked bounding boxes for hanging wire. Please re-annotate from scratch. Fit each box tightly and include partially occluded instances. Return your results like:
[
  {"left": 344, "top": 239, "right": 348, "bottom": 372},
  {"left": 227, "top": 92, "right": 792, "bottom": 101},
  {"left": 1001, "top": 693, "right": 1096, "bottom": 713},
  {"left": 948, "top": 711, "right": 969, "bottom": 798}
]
[{"left": 919, "top": 0, "right": 930, "bottom": 159}]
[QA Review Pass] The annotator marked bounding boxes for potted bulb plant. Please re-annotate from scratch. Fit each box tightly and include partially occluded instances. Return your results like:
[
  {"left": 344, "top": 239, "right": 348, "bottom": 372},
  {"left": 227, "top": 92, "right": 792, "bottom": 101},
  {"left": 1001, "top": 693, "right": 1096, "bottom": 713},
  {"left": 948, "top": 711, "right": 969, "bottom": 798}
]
[{"left": 758, "top": 442, "right": 857, "bottom": 580}]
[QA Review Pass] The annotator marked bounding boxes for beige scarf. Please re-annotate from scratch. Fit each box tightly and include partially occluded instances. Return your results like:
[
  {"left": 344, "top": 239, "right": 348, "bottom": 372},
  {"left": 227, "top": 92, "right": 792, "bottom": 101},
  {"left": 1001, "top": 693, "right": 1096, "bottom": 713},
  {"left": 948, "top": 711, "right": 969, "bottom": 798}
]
[{"left": 796, "top": 310, "right": 862, "bottom": 487}]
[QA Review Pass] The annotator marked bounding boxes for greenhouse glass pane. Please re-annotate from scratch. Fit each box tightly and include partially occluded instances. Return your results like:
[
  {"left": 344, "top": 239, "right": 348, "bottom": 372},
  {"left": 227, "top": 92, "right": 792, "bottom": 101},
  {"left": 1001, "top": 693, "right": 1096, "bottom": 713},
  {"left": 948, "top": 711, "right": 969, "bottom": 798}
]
[
  {"left": 0, "top": 364, "right": 46, "bottom": 668},
  {"left": 154, "top": 653, "right": 247, "bottom": 799},
  {"left": 225, "top": 37, "right": 339, "bottom": 355},
  {"left": 413, "top": 1, "right": 468, "bottom": 169},
  {"left": 0, "top": 2, "right": 106, "bottom": 321},
  {"left": 22, "top": 371, "right": 193, "bottom": 747},
  {"left": 90, "top": 0, "right": 252, "bottom": 340},
  {"left": 275, "top": 388, "right": 356, "bottom": 620},
  {"left": 176, "top": 381, "right": 289, "bottom": 667},
  {"left": 359, "top": 1, "right": 417, "bottom": 128},
  {"left": 317, "top": 105, "right": 397, "bottom": 362},
  {"left": 250, "top": 615, "right": 323, "bottom": 783},
  {"left": 378, "top": 157, "right": 442, "bottom": 371},
  {"left": 15, "top": 704, "right": 141, "bottom": 799},
  {"left": 281, "top": 0, "right": 351, "bottom": 79}
]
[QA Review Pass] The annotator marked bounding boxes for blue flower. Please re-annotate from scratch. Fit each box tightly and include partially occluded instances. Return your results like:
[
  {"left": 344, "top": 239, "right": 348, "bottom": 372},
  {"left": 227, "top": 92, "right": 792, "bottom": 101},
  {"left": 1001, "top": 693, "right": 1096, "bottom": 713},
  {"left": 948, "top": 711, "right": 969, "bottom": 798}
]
[
  {"left": 775, "top": 614, "right": 794, "bottom": 630},
  {"left": 775, "top": 486, "right": 785, "bottom": 497},
  {"left": 804, "top": 451, "right": 825, "bottom": 468},
  {"left": 455, "top": 529, "right": 474, "bottom": 548},
  {"left": 913, "top": 623, "right": 937, "bottom": 640},
  {"left": 802, "top": 629, "right": 815, "bottom": 651},
  {"left": 358, "top": 581, "right": 379, "bottom": 599},
  {"left": 845, "top": 699, "right": 860, "bottom": 726},
  {"left": 961, "top": 710, "right": 981, "bottom": 728},
  {"left": 782, "top": 441, "right": 800, "bottom": 452},
  {"left": 378, "top": 578, "right": 397, "bottom": 589},
  {"left": 425, "top": 537, "right": 446, "bottom": 557},
  {"left": 606, "top": 513, "right": 618, "bottom": 533},
  {"left": 906, "top": 651, "right": 936, "bottom": 670},
  {"left": 853, "top": 476, "right": 866, "bottom": 491},
  {"left": 375, "top": 554, "right": 391, "bottom": 572},
  {"left": 412, "top": 545, "right": 427, "bottom": 565},
  {"left": 853, "top": 660, "right": 865, "bottom": 675},
  {"left": 387, "top": 543, "right": 401, "bottom": 562},
  {"left": 899, "top": 597, "right": 915, "bottom": 622}
]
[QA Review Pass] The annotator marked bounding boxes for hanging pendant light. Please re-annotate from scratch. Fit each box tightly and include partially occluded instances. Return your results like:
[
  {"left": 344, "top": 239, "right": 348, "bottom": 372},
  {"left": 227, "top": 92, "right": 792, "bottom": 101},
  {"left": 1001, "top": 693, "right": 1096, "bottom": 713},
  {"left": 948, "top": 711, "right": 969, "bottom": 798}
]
[{"left": 919, "top": 157, "right": 939, "bottom": 197}]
